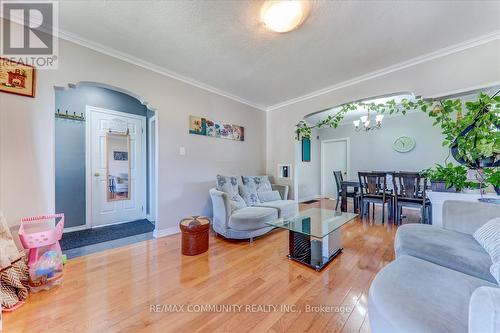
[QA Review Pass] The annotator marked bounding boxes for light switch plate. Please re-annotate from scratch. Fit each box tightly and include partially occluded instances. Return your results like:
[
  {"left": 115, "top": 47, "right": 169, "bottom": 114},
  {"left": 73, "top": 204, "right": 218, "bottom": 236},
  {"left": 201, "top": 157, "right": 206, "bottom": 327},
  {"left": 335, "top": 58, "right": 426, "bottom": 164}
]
[{"left": 179, "top": 147, "right": 186, "bottom": 156}]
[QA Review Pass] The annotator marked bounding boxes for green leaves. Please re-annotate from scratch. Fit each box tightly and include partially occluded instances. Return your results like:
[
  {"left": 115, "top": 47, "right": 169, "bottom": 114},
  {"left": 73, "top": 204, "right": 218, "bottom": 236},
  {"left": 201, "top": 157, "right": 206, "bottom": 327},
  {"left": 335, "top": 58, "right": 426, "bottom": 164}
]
[
  {"left": 295, "top": 91, "right": 499, "bottom": 168},
  {"left": 423, "top": 163, "right": 468, "bottom": 191}
]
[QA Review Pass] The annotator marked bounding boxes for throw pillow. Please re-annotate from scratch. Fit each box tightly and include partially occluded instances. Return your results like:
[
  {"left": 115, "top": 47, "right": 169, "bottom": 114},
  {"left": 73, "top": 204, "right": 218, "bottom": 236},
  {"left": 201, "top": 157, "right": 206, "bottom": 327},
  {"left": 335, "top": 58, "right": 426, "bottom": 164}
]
[
  {"left": 474, "top": 217, "right": 500, "bottom": 263},
  {"left": 239, "top": 178, "right": 260, "bottom": 206},
  {"left": 243, "top": 176, "right": 273, "bottom": 193},
  {"left": 490, "top": 261, "right": 500, "bottom": 284},
  {"left": 230, "top": 194, "right": 247, "bottom": 212},
  {"left": 258, "top": 190, "right": 282, "bottom": 202},
  {"left": 216, "top": 175, "right": 239, "bottom": 198}
]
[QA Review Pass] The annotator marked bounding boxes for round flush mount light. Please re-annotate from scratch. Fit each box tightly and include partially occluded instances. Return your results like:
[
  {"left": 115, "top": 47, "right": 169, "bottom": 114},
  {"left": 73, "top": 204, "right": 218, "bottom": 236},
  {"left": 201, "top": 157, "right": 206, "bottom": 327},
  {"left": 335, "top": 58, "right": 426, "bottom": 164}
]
[{"left": 261, "top": 1, "right": 309, "bottom": 33}]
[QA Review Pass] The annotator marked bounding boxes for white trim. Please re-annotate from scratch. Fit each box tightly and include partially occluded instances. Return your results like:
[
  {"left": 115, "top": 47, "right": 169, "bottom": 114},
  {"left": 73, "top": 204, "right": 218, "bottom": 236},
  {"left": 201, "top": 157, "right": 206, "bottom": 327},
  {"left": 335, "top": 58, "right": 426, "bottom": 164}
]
[
  {"left": 320, "top": 138, "right": 350, "bottom": 198},
  {"left": 63, "top": 225, "right": 89, "bottom": 233},
  {"left": 298, "top": 195, "right": 322, "bottom": 203},
  {"left": 57, "top": 30, "right": 267, "bottom": 112},
  {"left": 267, "top": 31, "right": 500, "bottom": 111},
  {"left": 86, "top": 105, "right": 147, "bottom": 228},
  {"left": 153, "top": 226, "right": 180, "bottom": 239},
  {"left": 148, "top": 115, "right": 157, "bottom": 222},
  {"left": 153, "top": 111, "right": 160, "bottom": 236}
]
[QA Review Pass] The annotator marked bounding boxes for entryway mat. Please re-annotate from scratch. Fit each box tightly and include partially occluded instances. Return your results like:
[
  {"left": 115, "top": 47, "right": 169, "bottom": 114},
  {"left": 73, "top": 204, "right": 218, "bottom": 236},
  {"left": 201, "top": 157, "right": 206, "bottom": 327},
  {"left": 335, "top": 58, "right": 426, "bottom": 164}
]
[
  {"left": 61, "top": 219, "right": 155, "bottom": 251},
  {"left": 301, "top": 199, "right": 320, "bottom": 204}
]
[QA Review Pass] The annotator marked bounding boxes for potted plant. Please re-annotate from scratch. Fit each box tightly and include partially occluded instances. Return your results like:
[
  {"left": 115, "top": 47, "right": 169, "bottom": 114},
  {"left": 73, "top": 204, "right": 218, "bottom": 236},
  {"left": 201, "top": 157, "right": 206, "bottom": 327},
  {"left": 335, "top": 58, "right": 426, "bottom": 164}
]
[
  {"left": 484, "top": 168, "right": 500, "bottom": 195},
  {"left": 422, "top": 163, "right": 468, "bottom": 192},
  {"left": 426, "top": 93, "right": 499, "bottom": 168}
]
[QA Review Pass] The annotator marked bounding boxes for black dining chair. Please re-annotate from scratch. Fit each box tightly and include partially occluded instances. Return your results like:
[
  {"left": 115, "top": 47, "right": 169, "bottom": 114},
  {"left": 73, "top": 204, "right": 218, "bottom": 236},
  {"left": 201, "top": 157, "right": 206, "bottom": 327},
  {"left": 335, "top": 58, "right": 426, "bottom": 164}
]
[
  {"left": 392, "top": 172, "right": 432, "bottom": 225},
  {"left": 358, "top": 172, "right": 393, "bottom": 223},
  {"left": 333, "top": 171, "right": 359, "bottom": 211}
]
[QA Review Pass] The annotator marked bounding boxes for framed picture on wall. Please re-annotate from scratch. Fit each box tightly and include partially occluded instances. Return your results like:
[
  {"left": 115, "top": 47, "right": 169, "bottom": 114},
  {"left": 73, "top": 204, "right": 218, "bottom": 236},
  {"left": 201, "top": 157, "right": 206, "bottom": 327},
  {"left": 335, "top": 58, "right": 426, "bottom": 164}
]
[{"left": 0, "top": 58, "right": 36, "bottom": 97}]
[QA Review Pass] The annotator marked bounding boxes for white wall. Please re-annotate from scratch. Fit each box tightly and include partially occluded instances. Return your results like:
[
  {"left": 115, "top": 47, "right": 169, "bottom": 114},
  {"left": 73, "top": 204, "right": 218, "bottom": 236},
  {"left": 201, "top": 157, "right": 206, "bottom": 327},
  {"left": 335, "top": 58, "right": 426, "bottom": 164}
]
[
  {"left": 297, "top": 112, "right": 450, "bottom": 198},
  {"left": 295, "top": 128, "right": 320, "bottom": 201},
  {"left": 0, "top": 34, "right": 266, "bottom": 233},
  {"left": 267, "top": 39, "right": 500, "bottom": 198}
]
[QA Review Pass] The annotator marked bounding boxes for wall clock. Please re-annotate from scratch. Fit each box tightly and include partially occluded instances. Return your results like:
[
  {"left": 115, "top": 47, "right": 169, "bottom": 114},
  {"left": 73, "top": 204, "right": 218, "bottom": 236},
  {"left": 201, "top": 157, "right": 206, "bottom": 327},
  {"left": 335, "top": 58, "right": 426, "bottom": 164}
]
[{"left": 393, "top": 136, "right": 416, "bottom": 153}]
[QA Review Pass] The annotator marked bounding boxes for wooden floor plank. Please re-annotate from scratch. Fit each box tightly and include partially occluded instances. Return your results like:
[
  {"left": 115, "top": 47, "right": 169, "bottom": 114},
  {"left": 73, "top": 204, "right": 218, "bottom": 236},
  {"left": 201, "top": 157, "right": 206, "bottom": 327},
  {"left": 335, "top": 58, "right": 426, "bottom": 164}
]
[{"left": 4, "top": 199, "right": 417, "bottom": 333}]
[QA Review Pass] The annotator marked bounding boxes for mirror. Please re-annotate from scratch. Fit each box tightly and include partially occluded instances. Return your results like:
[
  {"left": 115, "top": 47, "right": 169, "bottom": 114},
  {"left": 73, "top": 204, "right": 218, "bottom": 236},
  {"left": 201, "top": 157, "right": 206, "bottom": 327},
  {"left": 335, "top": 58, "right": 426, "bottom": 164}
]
[{"left": 106, "top": 132, "right": 130, "bottom": 201}]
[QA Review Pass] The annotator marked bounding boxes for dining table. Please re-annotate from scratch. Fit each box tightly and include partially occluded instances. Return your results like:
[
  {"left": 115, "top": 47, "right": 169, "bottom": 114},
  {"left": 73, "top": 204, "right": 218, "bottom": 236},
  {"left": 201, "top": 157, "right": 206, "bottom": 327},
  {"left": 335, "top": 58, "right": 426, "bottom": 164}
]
[{"left": 340, "top": 180, "right": 360, "bottom": 213}]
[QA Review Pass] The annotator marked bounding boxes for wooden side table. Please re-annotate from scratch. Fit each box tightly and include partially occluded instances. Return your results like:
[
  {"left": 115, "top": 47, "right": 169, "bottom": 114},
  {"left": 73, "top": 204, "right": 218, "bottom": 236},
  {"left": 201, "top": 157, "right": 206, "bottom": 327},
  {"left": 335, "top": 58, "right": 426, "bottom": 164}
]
[{"left": 179, "top": 216, "right": 210, "bottom": 256}]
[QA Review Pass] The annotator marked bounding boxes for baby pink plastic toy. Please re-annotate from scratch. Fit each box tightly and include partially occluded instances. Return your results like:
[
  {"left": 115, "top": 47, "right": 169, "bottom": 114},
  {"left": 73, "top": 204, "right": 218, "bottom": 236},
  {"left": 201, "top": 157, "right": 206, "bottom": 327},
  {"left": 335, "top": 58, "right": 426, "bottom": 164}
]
[{"left": 18, "top": 214, "right": 64, "bottom": 267}]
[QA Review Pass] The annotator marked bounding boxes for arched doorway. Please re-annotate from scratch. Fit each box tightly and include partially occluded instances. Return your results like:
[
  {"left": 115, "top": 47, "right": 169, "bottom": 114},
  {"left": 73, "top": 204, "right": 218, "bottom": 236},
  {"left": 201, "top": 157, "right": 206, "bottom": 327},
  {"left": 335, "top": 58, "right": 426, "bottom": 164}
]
[{"left": 54, "top": 82, "right": 158, "bottom": 256}]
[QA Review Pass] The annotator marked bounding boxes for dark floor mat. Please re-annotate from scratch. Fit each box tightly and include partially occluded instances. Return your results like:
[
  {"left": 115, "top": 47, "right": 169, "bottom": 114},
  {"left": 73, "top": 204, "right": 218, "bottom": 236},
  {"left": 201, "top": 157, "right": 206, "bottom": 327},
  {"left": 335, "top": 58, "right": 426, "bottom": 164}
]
[
  {"left": 301, "top": 199, "right": 320, "bottom": 204},
  {"left": 61, "top": 219, "right": 155, "bottom": 251}
]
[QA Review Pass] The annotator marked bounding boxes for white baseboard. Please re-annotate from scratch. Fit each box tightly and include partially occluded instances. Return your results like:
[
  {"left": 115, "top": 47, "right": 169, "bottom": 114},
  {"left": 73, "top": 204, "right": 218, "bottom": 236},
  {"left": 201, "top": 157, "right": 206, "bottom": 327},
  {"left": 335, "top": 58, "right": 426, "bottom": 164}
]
[
  {"left": 299, "top": 195, "right": 322, "bottom": 203},
  {"left": 153, "top": 226, "right": 180, "bottom": 238}
]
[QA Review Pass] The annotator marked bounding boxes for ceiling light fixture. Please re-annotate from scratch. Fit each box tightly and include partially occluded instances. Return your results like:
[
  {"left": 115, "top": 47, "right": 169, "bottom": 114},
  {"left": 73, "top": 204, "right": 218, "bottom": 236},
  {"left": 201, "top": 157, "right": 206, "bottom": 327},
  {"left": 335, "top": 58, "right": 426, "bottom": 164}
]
[
  {"left": 353, "top": 108, "right": 384, "bottom": 132},
  {"left": 261, "top": 1, "right": 309, "bottom": 33}
]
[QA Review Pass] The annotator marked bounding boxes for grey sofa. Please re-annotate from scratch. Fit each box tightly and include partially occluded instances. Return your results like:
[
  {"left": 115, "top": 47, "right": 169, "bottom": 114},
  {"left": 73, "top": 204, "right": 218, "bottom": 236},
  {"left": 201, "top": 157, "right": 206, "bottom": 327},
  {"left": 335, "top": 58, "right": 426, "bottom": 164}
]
[
  {"left": 369, "top": 200, "right": 500, "bottom": 333},
  {"left": 210, "top": 175, "right": 298, "bottom": 241}
]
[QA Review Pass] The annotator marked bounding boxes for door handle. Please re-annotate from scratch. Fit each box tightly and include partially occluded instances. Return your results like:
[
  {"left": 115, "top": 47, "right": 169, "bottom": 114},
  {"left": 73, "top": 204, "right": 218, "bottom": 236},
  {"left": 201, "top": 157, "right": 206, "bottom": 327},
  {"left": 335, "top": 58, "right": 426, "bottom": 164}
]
[{"left": 94, "top": 172, "right": 100, "bottom": 177}]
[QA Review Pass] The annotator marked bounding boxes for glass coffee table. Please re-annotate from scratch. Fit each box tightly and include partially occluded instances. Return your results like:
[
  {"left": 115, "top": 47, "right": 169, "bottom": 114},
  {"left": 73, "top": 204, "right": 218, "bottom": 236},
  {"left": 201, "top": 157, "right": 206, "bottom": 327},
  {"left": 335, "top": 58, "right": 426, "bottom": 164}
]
[{"left": 266, "top": 208, "right": 357, "bottom": 271}]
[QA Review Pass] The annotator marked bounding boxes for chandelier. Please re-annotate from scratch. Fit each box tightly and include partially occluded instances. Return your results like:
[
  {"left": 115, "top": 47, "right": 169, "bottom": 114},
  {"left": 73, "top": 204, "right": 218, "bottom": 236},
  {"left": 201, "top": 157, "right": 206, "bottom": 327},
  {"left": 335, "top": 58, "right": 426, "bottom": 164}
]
[{"left": 353, "top": 109, "right": 384, "bottom": 131}]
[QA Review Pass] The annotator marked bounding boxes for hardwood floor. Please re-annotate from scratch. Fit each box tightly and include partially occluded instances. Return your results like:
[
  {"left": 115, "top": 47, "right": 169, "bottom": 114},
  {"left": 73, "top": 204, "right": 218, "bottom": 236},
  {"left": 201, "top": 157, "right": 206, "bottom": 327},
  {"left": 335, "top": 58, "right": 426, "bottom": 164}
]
[{"left": 4, "top": 199, "right": 415, "bottom": 333}]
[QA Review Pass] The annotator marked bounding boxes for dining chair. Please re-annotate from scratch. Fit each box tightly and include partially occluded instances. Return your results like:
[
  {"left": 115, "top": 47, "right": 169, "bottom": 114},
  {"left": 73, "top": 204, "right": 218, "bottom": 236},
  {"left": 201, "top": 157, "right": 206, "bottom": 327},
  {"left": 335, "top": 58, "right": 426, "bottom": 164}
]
[
  {"left": 333, "top": 171, "right": 359, "bottom": 211},
  {"left": 392, "top": 172, "right": 431, "bottom": 225},
  {"left": 358, "top": 172, "right": 393, "bottom": 223}
]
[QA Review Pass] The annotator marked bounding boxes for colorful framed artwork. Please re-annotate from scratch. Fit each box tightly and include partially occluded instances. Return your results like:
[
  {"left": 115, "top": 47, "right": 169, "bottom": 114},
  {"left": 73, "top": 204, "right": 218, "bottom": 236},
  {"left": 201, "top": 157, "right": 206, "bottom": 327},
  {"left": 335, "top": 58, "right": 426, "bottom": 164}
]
[
  {"left": 0, "top": 58, "right": 36, "bottom": 97},
  {"left": 189, "top": 115, "right": 244, "bottom": 141}
]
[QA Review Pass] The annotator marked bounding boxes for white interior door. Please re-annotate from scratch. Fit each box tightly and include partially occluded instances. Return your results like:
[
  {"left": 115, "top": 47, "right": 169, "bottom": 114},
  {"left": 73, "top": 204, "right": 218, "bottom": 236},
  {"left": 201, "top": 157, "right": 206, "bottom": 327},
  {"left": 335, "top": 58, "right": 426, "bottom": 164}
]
[
  {"left": 321, "top": 139, "right": 349, "bottom": 199},
  {"left": 87, "top": 106, "right": 146, "bottom": 227}
]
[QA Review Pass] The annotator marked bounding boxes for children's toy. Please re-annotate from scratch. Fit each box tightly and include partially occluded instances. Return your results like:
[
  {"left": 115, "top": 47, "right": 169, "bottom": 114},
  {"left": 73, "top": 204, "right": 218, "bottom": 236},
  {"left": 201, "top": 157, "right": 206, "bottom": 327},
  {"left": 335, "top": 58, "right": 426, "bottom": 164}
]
[{"left": 18, "top": 214, "right": 65, "bottom": 291}]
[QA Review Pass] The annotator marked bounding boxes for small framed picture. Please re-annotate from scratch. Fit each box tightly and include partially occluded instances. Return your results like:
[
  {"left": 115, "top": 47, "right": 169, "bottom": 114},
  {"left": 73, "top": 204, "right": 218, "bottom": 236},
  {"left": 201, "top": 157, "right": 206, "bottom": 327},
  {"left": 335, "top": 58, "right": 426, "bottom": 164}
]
[
  {"left": 113, "top": 151, "right": 128, "bottom": 161},
  {"left": 0, "top": 58, "right": 36, "bottom": 97}
]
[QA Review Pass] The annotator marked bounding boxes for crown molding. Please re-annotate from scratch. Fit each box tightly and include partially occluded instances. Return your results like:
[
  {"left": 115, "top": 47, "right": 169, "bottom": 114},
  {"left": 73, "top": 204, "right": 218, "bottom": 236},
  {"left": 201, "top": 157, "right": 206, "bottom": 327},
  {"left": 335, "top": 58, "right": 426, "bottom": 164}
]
[
  {"left": 57, "top": 29, "right": 268, "bottom": 111},
  {"left": 266, "top": 30, "right": 500, "bottom": 112}
]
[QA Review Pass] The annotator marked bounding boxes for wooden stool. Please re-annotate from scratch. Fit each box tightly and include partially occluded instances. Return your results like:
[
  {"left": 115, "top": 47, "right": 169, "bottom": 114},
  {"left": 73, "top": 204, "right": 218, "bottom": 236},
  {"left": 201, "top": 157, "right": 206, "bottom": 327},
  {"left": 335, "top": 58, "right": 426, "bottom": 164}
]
[{"left": 180, "top": 216, "right": 210, "bottom": 256}]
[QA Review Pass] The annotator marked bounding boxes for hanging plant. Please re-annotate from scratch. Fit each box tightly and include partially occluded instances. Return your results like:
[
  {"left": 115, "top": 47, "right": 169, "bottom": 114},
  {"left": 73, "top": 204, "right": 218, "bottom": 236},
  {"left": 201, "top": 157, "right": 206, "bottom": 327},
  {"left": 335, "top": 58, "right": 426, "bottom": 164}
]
[{"left": 295, "top": 92, "right": 500, "bottom": 169}]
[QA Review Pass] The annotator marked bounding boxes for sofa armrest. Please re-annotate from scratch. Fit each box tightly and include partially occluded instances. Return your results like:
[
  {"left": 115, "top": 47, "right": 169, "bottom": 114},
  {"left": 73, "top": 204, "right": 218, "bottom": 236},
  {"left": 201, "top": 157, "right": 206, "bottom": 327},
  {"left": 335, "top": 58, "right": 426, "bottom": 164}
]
[
  {"left": 469, "top": 286, "right": 500, "bottom": 333},
  {"left": 442, "top": 200, "right": 500, "bottom": 235},
  {"left": 272, "top": 184, "right": 289, "bottom": 200},
  {"left": 209, "top": 188, "right": 231, "bottom": 229}
]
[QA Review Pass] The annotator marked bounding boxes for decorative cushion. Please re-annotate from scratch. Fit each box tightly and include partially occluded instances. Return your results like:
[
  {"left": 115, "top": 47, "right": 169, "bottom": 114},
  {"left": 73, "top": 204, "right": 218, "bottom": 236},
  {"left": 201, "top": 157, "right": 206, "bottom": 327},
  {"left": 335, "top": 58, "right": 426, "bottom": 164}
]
[
  {"left": 490, "top": 261, "right": 500, "bottom": 284},
  {"left": 216, "top": 175, "right": 240, "bottom": 198},
  {"left": 230, "top": 195, "right": 247, "bottom": 212},
  {"left": 258, "top": 190, "right": 282, "bottom": 202},
  {"left": 240, "top": 177, "right": 261, "bottom": 206},
  {"left": 242, "top": 176, "right": 272, "bottom": 193},
  {"left": 474, "top": 217, "right": 500, "bottom": 263}
]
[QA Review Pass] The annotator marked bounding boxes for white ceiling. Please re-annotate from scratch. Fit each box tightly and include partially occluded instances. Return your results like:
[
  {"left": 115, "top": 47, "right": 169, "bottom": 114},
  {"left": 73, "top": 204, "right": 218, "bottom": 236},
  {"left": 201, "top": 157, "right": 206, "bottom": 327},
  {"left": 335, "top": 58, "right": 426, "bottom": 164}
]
[{"left": 58, "top": 0, "right": 500, "bottom": 110}]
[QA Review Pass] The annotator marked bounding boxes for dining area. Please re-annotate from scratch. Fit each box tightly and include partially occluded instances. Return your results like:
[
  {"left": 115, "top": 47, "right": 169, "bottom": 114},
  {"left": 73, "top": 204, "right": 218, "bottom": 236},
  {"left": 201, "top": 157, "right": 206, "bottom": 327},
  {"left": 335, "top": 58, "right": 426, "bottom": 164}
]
[{"left": 333, "top": 170, "right": 432, "bottom": 225}]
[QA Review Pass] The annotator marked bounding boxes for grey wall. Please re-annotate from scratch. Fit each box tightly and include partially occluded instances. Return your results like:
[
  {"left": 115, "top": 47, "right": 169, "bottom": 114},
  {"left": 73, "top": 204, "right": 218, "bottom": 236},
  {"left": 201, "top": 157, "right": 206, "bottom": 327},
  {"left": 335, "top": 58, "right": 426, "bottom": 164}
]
[
  {"left": 295, "top": 112, "right": 450, "bottom": 199},
  {"left": 55, "top": 85, "right": 148, "bottom": 228},
  {"left": 266, "top": 39, "right": 500, "bottom": 199},
  {"left": 318, "top": 112, "right": 449, "bottom": 176},
  {"left": 1, "top": 35, "right": 267, "bottom": 234}
]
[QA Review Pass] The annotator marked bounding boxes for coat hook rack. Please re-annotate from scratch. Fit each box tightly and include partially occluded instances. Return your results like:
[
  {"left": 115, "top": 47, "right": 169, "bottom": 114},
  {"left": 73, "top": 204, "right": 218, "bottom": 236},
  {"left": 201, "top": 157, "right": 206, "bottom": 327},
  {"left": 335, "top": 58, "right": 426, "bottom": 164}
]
[{"left": 55, "top": 108, "right": 85, "bottom": 121}]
